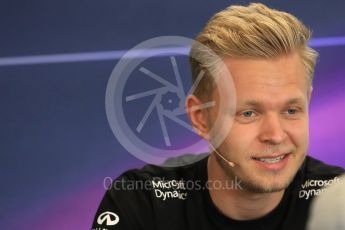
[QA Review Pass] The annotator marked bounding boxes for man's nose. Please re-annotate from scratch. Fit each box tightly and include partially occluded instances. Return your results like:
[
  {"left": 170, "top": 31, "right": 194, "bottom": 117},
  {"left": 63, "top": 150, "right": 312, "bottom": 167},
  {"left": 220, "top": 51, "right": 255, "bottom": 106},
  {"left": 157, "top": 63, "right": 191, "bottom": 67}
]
[{"left": 258, "top": 113, "right": 287, "bottom": 145}]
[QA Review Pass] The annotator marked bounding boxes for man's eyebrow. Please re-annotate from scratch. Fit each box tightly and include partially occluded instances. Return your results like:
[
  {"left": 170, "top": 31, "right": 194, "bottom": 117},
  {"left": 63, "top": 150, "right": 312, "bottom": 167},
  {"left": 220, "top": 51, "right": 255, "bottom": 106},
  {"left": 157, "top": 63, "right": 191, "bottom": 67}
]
[
  {"left": 239, "top": 97, "right": 305, "bottom": 106},
  {"left": 241, "top": 100, "right": 260, "bottom": 106},
  {"left": 285, "top": 97, "right": 305, "bottom": 105}
]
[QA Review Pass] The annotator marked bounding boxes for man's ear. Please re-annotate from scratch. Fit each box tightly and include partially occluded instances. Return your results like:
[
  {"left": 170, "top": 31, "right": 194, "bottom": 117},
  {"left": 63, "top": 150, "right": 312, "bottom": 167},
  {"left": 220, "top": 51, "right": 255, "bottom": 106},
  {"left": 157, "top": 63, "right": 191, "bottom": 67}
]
[{"left": 185, "top": 95, "right": 210, "bottom": 140}]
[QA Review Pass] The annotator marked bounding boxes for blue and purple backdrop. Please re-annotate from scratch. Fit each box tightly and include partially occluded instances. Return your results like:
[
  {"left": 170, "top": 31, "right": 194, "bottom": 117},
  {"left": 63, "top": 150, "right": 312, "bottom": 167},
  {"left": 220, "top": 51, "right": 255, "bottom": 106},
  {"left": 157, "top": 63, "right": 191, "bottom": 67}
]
[{"left": 1, "top": 0, "right": 345, "bottom": 229}]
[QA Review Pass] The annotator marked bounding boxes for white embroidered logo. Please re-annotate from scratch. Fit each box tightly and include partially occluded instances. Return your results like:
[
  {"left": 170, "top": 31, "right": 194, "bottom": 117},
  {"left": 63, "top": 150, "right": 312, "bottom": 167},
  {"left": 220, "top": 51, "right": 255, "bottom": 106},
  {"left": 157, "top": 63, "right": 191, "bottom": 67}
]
[
  {"left": 97, "top": 211, "right": 119, "bottom": 226},
  {"left": 298, "top": 177, "right": 341, "bottom": 200}
]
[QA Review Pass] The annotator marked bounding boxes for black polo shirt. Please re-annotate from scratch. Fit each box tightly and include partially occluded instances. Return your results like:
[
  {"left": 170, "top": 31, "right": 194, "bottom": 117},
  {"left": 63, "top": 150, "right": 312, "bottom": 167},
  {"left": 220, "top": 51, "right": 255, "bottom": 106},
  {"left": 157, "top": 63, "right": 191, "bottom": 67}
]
[{"left": 92, "top": 155, "right": 344, "bottom": 230}]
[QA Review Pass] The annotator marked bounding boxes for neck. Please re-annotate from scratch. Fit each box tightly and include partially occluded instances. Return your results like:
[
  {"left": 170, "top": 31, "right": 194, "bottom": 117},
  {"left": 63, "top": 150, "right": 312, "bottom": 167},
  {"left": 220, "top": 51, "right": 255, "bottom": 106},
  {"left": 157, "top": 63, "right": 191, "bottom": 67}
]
[{"left": 207, "top": 153, "right": 285, "bottom": 220}]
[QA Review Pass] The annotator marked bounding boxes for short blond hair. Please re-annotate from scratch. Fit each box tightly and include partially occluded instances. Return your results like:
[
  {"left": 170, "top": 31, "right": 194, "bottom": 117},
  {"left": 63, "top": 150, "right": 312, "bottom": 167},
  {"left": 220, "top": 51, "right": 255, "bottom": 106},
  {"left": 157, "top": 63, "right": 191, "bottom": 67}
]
[{"left": 189, "top": 3, "right": 318, "bottom": 99}]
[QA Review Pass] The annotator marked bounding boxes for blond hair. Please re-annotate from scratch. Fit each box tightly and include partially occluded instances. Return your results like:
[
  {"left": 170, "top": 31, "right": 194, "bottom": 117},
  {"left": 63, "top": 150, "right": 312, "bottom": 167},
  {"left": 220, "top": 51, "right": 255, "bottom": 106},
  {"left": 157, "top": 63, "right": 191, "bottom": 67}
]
[{"left": 189, "top": 3, "right": 318, "bottom": 99}]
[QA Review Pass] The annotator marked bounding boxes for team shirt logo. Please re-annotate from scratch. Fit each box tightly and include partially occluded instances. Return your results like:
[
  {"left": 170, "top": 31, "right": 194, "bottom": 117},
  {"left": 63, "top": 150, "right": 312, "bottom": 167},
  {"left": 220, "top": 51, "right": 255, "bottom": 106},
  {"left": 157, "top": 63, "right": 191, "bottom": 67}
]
[{"left": 97, "top": 211, "right": 120, "bottom": 226}]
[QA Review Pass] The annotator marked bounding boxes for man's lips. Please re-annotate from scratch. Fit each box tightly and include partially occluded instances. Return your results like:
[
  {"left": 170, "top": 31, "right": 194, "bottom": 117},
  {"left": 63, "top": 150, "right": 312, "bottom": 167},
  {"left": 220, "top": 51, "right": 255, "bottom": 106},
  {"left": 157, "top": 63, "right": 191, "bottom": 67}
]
[
  {"left": 251, "top": 152, "right": 291, "bottom": 170},
  {"left": 252, "top": 152, "right": 290, "bottom": 160}
]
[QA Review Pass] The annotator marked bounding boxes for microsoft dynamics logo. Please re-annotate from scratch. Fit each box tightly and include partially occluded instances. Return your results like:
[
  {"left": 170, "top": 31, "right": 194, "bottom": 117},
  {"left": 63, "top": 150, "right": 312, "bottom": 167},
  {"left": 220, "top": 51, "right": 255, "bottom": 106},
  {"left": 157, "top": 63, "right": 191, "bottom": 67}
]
[{"left": 97, "top": 211, "right": 120, "bottom": 226}]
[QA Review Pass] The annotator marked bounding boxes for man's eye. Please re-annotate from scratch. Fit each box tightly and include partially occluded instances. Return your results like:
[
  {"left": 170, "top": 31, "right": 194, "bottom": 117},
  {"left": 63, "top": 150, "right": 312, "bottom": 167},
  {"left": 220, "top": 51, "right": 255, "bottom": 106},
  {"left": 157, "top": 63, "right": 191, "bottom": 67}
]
[
  {"left": 242, "top": 111, "right": 255, "bottom": 117},
  {"left": 287, "top": 109, "right": 297, "bottom": 114}
]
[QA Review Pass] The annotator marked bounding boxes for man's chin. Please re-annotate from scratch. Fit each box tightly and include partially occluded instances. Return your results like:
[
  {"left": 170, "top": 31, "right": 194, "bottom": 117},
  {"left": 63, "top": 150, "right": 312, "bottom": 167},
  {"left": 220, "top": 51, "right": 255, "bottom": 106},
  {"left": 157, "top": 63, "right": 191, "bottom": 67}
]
[
  {"left": 242, "top": 182, "right": 288, "bottom": 193},
  {"left": 239, "top": 174, "right": 293, "bottom": 193}
]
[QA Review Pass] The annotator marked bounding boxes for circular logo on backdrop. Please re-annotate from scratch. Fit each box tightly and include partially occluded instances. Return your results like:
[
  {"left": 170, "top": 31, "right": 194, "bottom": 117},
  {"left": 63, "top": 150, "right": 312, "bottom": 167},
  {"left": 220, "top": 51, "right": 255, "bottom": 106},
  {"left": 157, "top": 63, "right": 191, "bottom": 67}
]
[{"left": 105, "top": 36, "right": 236, "bottom": 166}]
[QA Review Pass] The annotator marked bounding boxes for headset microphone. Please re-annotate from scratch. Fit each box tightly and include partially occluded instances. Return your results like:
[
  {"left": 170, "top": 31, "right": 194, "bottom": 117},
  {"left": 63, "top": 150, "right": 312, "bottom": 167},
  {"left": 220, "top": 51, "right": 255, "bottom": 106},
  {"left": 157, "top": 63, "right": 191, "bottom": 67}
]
[{"left": 209, "top": 142, "right": 236, "bottom": 168}]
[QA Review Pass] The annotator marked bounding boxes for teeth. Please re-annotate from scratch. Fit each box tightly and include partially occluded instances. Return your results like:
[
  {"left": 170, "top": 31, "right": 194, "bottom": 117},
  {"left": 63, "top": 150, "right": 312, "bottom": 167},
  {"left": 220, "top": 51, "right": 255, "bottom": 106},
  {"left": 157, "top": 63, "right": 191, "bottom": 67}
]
[{"left": 257, "top": 155, "right": 285, "bottom": 164}]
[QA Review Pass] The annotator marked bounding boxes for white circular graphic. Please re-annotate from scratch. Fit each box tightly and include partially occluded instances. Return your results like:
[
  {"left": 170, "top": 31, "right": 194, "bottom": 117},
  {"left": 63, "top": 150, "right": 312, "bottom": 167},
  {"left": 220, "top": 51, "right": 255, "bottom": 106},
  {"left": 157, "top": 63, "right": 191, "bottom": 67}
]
[{"left": 105, "top": 36, "right": 236, "bottom": 166}]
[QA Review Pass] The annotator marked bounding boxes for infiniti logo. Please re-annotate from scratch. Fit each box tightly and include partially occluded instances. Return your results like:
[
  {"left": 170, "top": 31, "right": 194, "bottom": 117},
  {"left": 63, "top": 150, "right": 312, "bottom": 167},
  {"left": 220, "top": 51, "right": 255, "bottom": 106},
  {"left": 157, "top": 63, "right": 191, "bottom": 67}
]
[{"left": 97, "top": 211, "right": 120, "bottom": 226}]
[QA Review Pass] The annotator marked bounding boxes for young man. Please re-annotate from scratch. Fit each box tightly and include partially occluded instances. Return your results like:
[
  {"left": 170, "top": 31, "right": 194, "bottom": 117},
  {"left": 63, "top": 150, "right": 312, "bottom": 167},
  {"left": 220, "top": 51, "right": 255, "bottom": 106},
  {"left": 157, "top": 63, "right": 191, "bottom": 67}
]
[{"left": 92, "top": 3, "right": 344, "bottom": 230}]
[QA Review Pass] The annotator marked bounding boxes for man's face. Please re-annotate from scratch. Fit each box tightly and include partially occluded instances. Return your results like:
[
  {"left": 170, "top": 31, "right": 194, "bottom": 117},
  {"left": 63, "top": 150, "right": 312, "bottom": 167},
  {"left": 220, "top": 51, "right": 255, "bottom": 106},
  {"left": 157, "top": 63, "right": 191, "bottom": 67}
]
[{"left": 211, "top": 53, "right": 311, "bottom": 193}]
